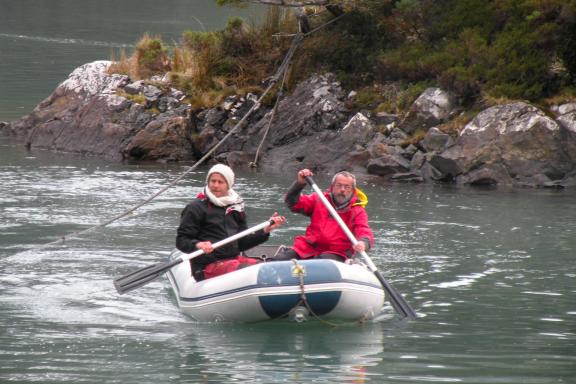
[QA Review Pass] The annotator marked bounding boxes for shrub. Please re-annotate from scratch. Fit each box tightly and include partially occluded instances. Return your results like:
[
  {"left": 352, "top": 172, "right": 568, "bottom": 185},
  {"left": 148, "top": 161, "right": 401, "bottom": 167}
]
[
  {"left": 293, "top": 9, "right": 381, "bottom": 87},
  {"left": 108, "top": 0, "right": 576, "bottom": 111},
  {"left": 484, "top": 25, "right": 553, "bottom": 100},
  {"left": 134, "top": 35, "right": 170, "bottom": 78}
]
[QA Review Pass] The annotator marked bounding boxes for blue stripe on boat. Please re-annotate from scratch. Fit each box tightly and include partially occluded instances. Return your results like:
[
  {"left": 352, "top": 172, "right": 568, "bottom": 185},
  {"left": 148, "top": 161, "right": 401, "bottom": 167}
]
[
  {"left": 259, "top": 291, "right": 341, "bottom": 318},
  {"left": 256, "top": 260, "right": 342, "bottom": 317}
]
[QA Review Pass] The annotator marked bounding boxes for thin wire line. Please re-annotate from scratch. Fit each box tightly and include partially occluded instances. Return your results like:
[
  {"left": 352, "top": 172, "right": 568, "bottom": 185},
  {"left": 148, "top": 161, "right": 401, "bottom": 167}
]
[{"left": 31, "top": 8, "right": 347, "bottom": 252}]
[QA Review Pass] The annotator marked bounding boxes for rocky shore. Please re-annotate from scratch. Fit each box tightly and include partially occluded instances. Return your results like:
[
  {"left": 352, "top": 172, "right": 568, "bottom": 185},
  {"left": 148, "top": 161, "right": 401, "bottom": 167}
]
[{"left": 2, "top": 60, "right": 576, "bottom": 188}]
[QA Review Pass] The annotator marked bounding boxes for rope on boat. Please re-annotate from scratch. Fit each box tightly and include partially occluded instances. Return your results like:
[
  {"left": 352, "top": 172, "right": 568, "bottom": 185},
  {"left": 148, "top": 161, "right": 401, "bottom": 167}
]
[
  {"left": 31, "top": 34, "right": 303, "bottom": 251},
  {"left": 249, "top": 11, "right": 348, "bottom": 168},
  {"left": 290, "top": 259, "right": 340, "bottom": 327},
  {"left": 30, "top": 10, "right": 347, "bottom": 252}
]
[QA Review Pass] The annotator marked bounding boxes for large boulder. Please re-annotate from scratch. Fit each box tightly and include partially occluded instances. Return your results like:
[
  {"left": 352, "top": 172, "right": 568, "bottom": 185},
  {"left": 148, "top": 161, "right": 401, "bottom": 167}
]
[
  {"left": 218, "top": 73, "right": 363, "bottom": 174},
  {"left": 4, "top": 61, "right": 195, "bottom": 161},
  {"left": 421, "top": 127, "right": 454, "bottom": 153},
  {"left": 430, "top": 102, "right": 576, "bottom": 187},
  {"left": 399, "top": 87, "right": 457, "bottom": 135},
  {"left": 4, "top": 60, "right": 576, "bottom": 189},
  {"left": 258, "top": 111, "right": 376, "bottom": 175}
]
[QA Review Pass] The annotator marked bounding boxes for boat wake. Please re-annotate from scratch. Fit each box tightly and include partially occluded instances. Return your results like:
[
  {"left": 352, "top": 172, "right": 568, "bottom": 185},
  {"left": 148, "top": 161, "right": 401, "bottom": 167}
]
[{"left": 0, "top": 33, "right": 131, "bottom": 48}]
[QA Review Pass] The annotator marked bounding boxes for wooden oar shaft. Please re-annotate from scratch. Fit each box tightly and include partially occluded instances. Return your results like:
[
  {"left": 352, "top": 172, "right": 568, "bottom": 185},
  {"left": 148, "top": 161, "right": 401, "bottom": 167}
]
[{"left": 176, "top": 219, "right": 274, "bottom": 263}]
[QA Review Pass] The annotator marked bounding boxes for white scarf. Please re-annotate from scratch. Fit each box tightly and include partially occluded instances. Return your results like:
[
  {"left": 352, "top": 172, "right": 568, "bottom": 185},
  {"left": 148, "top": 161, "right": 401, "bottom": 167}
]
[{"left": 204, "top": 187, "right": 245, "bottom": 212}]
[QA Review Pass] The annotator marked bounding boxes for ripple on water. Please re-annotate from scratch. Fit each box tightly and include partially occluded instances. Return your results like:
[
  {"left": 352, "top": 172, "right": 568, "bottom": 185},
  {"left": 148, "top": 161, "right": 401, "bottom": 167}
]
[{"left": 2, "top": 140, "right": 576, "bottom": 384}]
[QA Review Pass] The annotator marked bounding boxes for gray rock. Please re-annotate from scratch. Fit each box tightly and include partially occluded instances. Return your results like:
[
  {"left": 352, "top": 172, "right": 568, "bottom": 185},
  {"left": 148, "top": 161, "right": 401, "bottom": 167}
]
[
  {"left": 420, "top": 162, "right": 446, "bottom": 181},
  {"left": 366, "top": 154, "right": 411, "bottom": 176},
  {"left": 429, "top": 153, "right": 462, "bottom": 178},
  {"left": 215, "top": 151, "right": 254, "bottom": 169},
  {"left": 228, "top": 73, "right": 353, "bottom": 174},
  {"left": 259, "top": 111, "right": 375, "bottom": 175},
  {"left": 551, "top": 102, "right": 576, "bottom": 116},
  {"left": 410, "top": 150, "right": 426, "bottom": 170},
  {"left": 372, "top": 111, "right": 398, "bottom": 126},
  {"left": 556, "top": 107, "right": 576, "bottom": 134},
  {"left": 202, "top": 108, "right": 227, "bottom": 128},
  {"left": 158, "top": 96, "right": 180, "bottom": 113},
  {"left": 391, "top": 171, "right": 424, "bottom": 182},
  {"left": 399, "top": 88, "right": 456, "bottom": 135},
  {"left": 402, "top": 144, "right": 419, "bottom": 158},
  {"left": 4, "top": 61, "right": 575, "bottom": 189},
  {"left": 124, "top": 81, "right": 145, "bottom": 95},
  {"left": 421, "top": 127, "right": 454, "bottom": 153},
  {"left": 384, "top": 127, "right": 409, "bottom": 146},
  {"left": 0, "top": 121, "right": 9, "bottom": 135},
  {"left": 122, "top": 115, "right": 194, "bottom": 161},
  {"left": 142, "top": 85, "right": 162, "bottom": 102},
  {"left": 3, "top": 61, "right": 191, "bottom": 161},
  {"left": 432, "top": 102, "right": 575, "bottom": 187}
]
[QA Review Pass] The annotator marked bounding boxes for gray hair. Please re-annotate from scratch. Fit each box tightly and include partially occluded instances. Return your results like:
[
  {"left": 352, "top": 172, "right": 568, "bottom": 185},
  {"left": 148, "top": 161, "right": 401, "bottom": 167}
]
[{"left": 331, "top": 171, "right": 356, "bottom": 188}]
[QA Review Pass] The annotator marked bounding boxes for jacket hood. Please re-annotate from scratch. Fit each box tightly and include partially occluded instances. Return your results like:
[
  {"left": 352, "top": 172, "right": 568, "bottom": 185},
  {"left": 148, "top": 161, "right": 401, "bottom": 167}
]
[
  {"left": 352, "top": 188, "right": 368, "bottom": 208},
  {"left": 327, "top": 187, "right": 368, "bottom": 209}
]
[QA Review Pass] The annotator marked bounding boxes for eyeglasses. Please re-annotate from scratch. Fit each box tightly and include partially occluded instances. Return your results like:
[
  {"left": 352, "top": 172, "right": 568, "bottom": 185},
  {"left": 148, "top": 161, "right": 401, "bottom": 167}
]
[{"left": 333, "top": 183, "right": 353, "bottom": 191}]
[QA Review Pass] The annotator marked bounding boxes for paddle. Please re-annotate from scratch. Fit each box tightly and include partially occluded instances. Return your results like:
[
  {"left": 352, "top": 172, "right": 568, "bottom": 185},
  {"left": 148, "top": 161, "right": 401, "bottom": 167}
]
[
  {"left": 305, "top": 176, "right": 417, "bottom": 320},
  {"left": 113, "top": 219, "right": 274, "bottom": 294}
]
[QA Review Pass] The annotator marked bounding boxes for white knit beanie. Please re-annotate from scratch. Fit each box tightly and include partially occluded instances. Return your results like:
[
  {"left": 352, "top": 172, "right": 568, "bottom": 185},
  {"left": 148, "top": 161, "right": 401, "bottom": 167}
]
[{"left": 206, "top": 163, "right": 235, "bottom": 188}]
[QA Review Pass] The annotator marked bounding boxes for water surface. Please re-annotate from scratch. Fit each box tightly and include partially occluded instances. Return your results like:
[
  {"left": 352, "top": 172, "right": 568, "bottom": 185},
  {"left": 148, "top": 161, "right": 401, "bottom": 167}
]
[
  {"left": 1, "top": 1, "right": 575, "bottom": 382},
  {"left": 1, "top": 137, "right": 574, "bottom": 383},
  {"left": 0, "top": 0, "right": 263, "bottom": 121}
]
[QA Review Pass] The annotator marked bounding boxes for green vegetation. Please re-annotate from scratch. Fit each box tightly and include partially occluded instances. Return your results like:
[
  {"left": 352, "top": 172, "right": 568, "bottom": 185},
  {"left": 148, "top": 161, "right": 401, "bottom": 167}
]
[
  {"left": 110, "top": 8, "right": 293, "bottom": 110},
  {"left": 110, "top": 0, "right": 576, "bottom": 115},
  {"left": 109, "top": 34, "right": 170, "bottom": 79},
  {"left": 116, "top": 89, "right": 146, "bottom": 105}
]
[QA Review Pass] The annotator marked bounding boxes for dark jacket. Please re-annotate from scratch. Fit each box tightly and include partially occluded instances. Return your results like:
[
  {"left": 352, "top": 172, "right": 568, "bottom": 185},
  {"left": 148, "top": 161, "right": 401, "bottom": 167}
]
[{"left": 176, "top": 194, "right": 269, "bottom": 271}]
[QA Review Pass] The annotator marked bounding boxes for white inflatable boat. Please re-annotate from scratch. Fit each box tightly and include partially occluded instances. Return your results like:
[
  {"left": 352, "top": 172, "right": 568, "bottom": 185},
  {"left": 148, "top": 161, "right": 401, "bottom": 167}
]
[{"left": 165, "top": 245, "right": 386, "bottom": 323}]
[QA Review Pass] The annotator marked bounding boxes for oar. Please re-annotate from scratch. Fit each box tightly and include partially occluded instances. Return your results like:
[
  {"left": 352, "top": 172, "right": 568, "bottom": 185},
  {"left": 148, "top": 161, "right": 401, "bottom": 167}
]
[
  {"left": 305, "top": 176, "right": 418, "bottom": 320},
  {"left": 113, "top": 219, "right": 274, "bottom": 294}
]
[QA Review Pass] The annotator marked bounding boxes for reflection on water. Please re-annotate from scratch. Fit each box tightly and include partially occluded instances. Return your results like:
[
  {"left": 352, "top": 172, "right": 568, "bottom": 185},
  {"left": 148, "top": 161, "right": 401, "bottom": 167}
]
[
  {"left": 1, "top": 138, "right": 575, "bottom": 383},
  {"left": 175, "top": 322, "right": 385, "bottom": 383}
]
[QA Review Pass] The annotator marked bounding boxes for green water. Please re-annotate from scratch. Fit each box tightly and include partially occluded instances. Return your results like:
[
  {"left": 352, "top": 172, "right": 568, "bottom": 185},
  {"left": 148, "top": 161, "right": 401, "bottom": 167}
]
[
  {"left": 0, "top": 0, "right": 263, "bottom": 121},
  {"left": 1, "top": 137, "right": 575, "bottom": 383},
  {"left": 1, "top": 1, "right": 575, "bottom": 382}
]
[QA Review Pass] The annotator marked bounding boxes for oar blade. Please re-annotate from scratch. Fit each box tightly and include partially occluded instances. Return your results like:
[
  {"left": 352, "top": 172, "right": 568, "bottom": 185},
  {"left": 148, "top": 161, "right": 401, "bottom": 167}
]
[
  {"left": 113, "top": 258, "right": 183, "bottom": 295},
  {"left": 374, "top": 270, "right": 418, "bottom": 320}
]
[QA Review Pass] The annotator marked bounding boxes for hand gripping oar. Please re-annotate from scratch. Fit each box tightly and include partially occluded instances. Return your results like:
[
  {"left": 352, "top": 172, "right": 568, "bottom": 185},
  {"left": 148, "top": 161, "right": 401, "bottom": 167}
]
[
  {"left": 113, "top": 219, "right": 274, "bottom": 294},
  {"left": 305, "top": 176, "right": 417, "bottom": 320}
]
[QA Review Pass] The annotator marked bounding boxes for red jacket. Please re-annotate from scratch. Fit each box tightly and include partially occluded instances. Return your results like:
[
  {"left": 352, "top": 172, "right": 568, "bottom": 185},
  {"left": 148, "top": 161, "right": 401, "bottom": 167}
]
[{"left": 286, "top": 183, "right": 374, "bottom": 259}]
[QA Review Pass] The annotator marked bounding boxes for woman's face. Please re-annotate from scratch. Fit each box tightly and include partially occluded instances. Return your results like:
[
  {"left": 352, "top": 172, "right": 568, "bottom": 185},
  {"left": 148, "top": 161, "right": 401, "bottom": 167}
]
[{"left": 208, "top": 173, "right": 229, "bottom": 197}]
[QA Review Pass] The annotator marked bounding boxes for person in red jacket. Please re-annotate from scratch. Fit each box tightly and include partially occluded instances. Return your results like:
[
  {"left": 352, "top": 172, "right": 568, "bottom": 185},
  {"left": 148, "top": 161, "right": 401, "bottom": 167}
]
[{"left": 274, "top": 168, "right": 374, "bottom": 262}]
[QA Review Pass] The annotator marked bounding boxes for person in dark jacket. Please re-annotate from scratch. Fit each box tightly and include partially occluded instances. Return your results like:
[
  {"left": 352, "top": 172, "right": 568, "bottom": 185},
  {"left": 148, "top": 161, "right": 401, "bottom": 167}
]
[
  {"left": 274, "top": 168, "right": 374, "bottom": 262},
  {"left": 176, "top": 163, "right": 285, "bottom": 280}
]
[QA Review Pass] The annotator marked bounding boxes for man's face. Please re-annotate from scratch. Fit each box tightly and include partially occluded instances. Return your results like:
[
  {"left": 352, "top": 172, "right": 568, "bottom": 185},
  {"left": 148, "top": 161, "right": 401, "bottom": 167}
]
[{"left": 331, "top": 175, "right": 354, "bottom": 205}]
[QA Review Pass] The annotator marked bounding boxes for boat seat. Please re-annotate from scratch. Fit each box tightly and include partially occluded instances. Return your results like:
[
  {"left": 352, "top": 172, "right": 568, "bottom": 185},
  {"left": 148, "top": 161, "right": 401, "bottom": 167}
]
[{"left": 242, "top": 245, "right": 286, "bottom": 260}]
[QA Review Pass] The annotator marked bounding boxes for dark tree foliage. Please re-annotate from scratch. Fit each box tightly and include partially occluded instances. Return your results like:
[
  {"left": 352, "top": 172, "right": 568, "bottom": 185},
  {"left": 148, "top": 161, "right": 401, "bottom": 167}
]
[
  {"left": 372, "top": 0, "right": 576, "bottom": 103},
  {"left": 304, "top": 10, "right": 381, "bottom": 83},
  {"left": 215, "top": 0, "right": 575, "bottom": 103}
]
